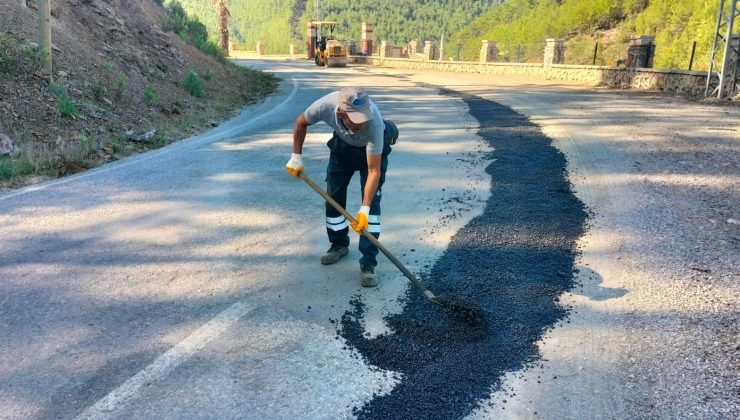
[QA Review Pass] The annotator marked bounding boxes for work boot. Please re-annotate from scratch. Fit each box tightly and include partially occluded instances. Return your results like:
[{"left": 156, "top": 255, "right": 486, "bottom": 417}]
[
  {"left": 360, "top": 264, "right": 377, "bottom": 287},
  {"left": 320, "top": 243, "right": 348, "bottom": 265}
]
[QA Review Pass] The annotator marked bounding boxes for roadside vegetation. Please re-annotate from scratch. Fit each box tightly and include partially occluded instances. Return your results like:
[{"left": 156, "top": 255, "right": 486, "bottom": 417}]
[
  {"left": 300, "top": 0, "right": 500, "bottom": 45},
  {"left": 173, "top": 0, "right": 297, "bottom": 54},
  {"left": 449, "top": 0, "right": 721, "bottom": 69},
  {"left": 0, "top": 32, "right": 44, "bottom": 75},
  {"left": 0, "top": 31, "right": 97, "bottom": 178},
  {"left": 0, "top": 1, "right": 276, "bottom": 187},
  {"left": 174, "top": 0, "right": 722, "bottom": 71},
  {"left": 173, "top": 0, "right": 502, "bottom": 54},
  {"left": 184, "top": 70, "right": 204, "bottom": 97},
  {"left": 163, "top": 1, "right": 226, "bottom": 60}
]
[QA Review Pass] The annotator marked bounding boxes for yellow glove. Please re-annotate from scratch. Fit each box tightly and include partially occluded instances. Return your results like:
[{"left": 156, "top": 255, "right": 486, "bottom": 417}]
[
  {"left": 286, "top": 153, "right": 304, "bottom": 177},
  {"left": 350, "top": 206, "right": 370, "bottom": 233}
]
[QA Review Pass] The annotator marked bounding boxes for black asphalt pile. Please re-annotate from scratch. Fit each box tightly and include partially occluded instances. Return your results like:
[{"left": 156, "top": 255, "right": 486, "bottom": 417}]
[{"left": 341, "top": 90, "right": 588, "bottom": 419}]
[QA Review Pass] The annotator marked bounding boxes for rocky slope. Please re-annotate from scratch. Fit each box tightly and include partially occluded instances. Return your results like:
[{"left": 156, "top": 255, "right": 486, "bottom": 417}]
[{"left": 0, "top": 0, "right": 276, "bottom": 189}]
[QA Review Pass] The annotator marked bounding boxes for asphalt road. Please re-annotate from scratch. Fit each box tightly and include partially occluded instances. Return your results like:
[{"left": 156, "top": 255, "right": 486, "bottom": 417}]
[
  {"left": 3, "top": 59, "right": 736, "bottom": 419},
  {"left": 0, "top": 60, "right": 492, "bottom": 419}
]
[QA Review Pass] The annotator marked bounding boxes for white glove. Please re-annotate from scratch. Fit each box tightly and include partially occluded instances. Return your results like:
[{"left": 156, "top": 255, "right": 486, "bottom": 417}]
[{"left": 286, "top": 153, "right": 304, "bottom": 177}]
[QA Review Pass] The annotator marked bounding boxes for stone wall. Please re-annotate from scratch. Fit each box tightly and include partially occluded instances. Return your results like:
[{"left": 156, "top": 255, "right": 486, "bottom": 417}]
[{"left": 349, "top": 56, "right": 709, "bottom": 97}]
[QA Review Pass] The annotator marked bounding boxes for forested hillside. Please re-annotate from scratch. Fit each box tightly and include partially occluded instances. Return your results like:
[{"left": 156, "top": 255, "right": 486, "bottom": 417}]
[
  {"left": 307, "top": 0, "right": 502, "bottom": 45},
  {"left": 449, "top": 0, "right": 720, "bottom": 70},
  {"left": 170, "top": 0, "right": 297, "bottom": 54},
  {"left": 171, "top": 0, "right": 723, "bottom": 71},
  {"left": 171, "top": 0, "right": 501, "bottom": 54}
]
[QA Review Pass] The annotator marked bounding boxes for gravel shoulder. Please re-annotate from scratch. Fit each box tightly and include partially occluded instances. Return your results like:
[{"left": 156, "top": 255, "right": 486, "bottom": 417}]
[{"left": 384, "top": 69, "right": 740, "bottom": 418}]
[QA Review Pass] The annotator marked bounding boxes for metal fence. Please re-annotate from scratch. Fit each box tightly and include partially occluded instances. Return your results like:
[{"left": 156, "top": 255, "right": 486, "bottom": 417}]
[
  {"left": 476, "top": 39, "right": 713, "bottom": 71},
  {"left": 344, "top": 36, "right": 714, "bottom": 73},
  {"left": 563, "top": 39, "right": 713, "bottom": 71}
]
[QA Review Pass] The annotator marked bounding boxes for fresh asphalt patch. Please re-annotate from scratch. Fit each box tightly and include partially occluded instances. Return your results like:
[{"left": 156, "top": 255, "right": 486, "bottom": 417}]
[{"left": 341, "top": 89, "right": 588, "bottom": 419}]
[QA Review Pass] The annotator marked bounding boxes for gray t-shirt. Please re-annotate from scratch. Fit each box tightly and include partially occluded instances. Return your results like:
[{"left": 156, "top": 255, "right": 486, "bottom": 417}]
[{"left": 303, "top": 91, "right": 385, "bottom": 155}]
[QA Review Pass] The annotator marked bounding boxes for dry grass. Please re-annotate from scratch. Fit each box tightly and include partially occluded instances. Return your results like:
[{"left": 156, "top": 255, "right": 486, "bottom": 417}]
[
  {"left": 0, "top": 32, "right": 43, "bottom": 76},
  {"left": 0, "top": 134, "right": 101, "bottom": 181}
]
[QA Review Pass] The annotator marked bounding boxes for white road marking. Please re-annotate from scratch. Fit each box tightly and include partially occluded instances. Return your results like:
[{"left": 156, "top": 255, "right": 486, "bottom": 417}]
[
  {"left": 75, "top": 300, "right": 256, "bottom": 420},
  {"left": 0, "top": 78, "right": 299, "bottom": 203},
  {"left": 70, "top": 77, "right": 298, "bottom": 418}
]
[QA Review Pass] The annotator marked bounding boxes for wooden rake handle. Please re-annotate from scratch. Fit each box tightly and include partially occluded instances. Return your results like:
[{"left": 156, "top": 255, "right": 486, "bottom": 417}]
[{"left": 298, "top": 172, "right": 437, "bottom": 302}]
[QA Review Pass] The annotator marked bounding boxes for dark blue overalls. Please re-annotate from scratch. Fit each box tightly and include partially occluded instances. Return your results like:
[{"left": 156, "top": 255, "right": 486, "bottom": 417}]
[{"left": 325, "top": 120, "right": 395, "bottom": 268}]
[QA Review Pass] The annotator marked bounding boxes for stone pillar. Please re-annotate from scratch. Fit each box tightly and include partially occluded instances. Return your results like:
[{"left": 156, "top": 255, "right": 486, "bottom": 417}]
[
  {"left": 361, "top": 22, "right": 374, "bottom": 56},
  {"left": 423, "top": 41, "right": 436, "bottom": 61},
  {"left": 289, "top": 44, "right": 297, "bottom": 57},
  {"left": 409, "top": 39, "right": 422, "bottom": 57},
  {"left": 307, "top": 21, "right": 316, "bottom": 59},
  {"left": 256, "top": 41, "right": 265, "bottom": 56},
  {"left": 544, "top": 38, "right": 565, "bottom": 66},
  {"left": 627, "top": 35, "right": 655, "bottom": 68},
  {"left": 479, "top": 40, "right": 498, "bottom": 63}
]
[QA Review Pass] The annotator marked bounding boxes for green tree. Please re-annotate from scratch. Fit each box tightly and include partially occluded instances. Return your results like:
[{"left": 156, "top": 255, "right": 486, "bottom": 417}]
[{"left": 449, "top": 0, "right": 718, "bottom": 70}]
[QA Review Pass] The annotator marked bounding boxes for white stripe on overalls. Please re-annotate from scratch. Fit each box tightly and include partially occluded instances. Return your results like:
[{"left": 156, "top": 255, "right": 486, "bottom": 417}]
[
  {"left": 368, "top": 214, "right": 380, "bottom": 234},
  {"left": 326, "top": 215, "right": 348, "bottom": 231}
]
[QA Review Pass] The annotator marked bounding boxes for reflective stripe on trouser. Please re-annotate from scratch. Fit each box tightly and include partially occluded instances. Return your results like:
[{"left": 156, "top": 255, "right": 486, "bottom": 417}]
[
  {"left": 326, "top": 215, "right": 348, "bottom": 231},
  {"left": 325, "top": 131, "right": 391, "bottom": 267}
]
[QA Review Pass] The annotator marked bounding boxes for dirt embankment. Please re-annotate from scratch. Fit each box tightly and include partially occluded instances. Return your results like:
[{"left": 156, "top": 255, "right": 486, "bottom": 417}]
[{"left": 0, "top": 0, "right": 276, "bottom": 189}]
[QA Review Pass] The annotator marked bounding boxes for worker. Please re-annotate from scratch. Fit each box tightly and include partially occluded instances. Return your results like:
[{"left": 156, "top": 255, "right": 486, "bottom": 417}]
[{"left": 286, "top": 87, "right": 398, "bottom": 287}]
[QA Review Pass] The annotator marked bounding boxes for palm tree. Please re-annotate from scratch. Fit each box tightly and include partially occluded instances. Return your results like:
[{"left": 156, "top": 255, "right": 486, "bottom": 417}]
[{"left": 214, "top": 0, "right": 230, "bottom": 51}]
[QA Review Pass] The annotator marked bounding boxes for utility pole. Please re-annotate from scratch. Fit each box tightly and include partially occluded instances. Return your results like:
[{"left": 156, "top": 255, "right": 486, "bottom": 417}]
[
  {"left": 706, "top": 0, "right": 740, "bottom": 99},
  {"left": 37, "top": 0, "right": 52, "bottom": 80}
]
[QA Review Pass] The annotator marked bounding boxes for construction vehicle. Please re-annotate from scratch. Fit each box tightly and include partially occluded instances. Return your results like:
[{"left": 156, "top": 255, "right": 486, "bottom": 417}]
[{"left": 310, "top": 21, "right": 347, "bottom": 67}]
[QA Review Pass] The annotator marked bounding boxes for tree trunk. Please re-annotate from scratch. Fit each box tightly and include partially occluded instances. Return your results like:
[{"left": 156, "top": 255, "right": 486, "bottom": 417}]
[{"left": 218, "top": 1, "right": 229, "bottom": 51}]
